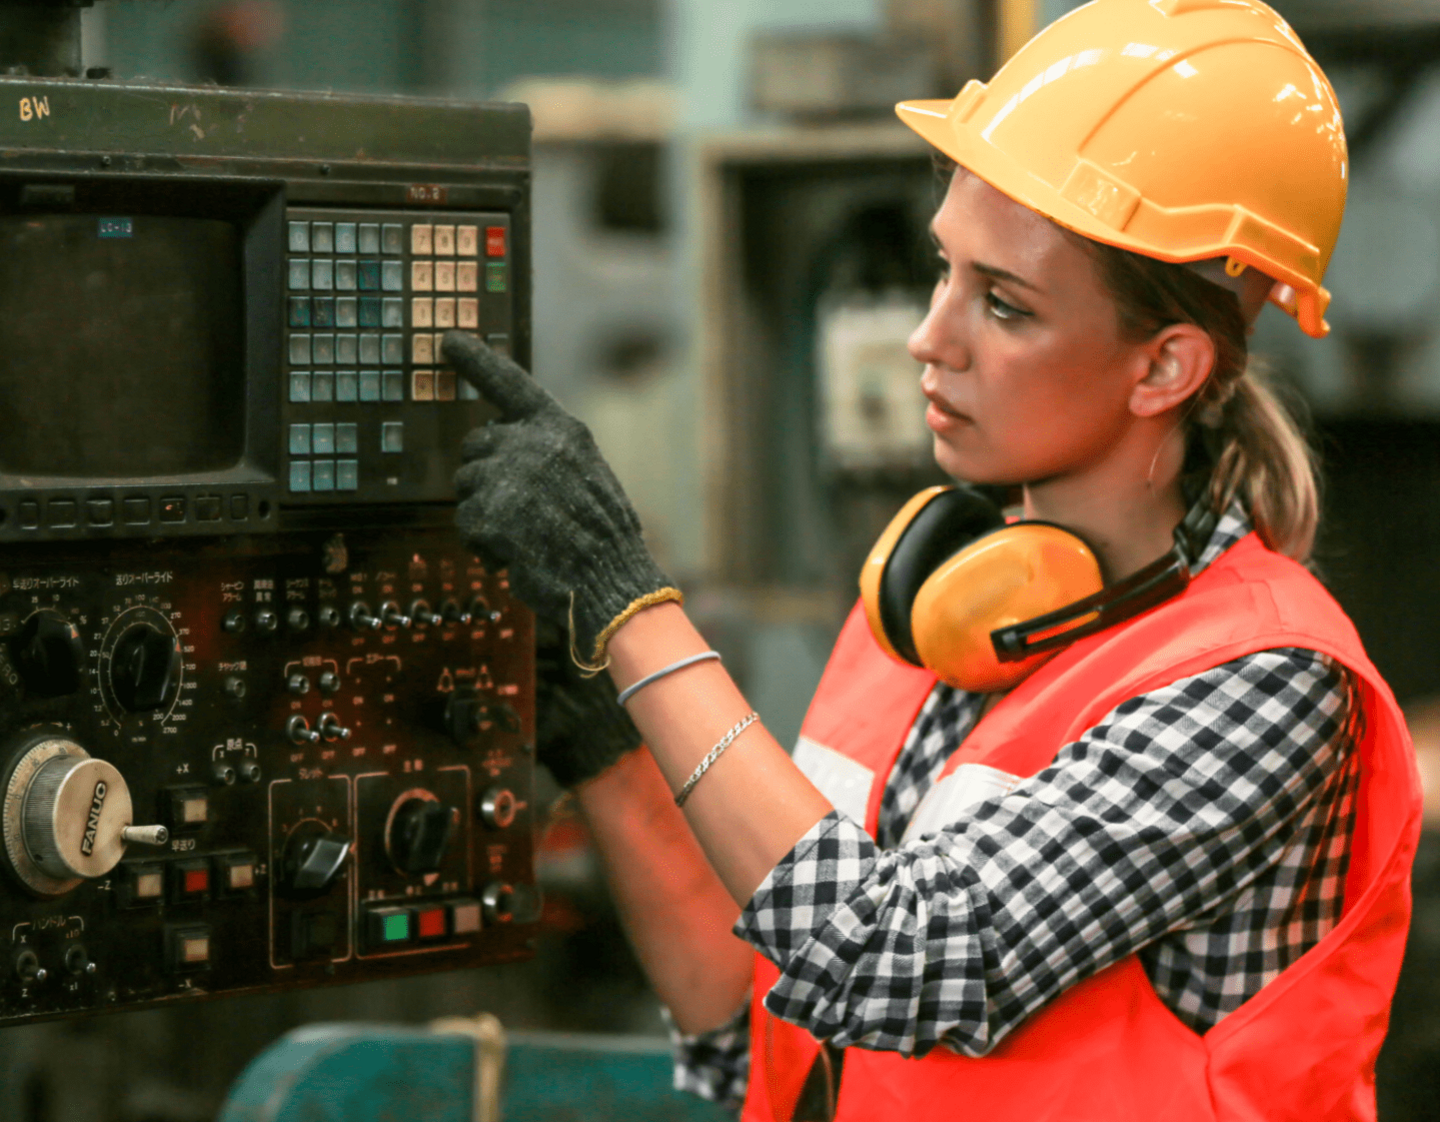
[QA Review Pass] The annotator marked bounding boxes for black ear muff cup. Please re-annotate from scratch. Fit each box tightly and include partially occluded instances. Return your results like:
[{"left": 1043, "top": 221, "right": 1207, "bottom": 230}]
[{"left": 878, "top": 488, "right": 1006, "bottom": 665}]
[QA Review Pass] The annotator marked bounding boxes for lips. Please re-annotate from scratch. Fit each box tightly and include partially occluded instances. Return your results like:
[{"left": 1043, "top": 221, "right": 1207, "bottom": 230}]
[{"left": 923, "top": 387, "right": 971, "bottom": 432}]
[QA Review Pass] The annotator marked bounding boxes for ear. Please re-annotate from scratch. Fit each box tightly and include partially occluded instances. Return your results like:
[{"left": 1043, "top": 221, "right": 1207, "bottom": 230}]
[{"left": 1128, "top": 323, "right": 1214, "bottom": 419}]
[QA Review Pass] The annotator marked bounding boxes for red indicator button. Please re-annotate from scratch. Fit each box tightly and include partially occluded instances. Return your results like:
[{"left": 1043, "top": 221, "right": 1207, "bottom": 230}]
[
  {"left": 485, "top": 226, "right": 506, "bottom": 258},
  {"left": 416, "top": 906, "right": 447, "bottom": 940},
  {"left": 184, "top": 867, "right": 210, "bottom": 895}
]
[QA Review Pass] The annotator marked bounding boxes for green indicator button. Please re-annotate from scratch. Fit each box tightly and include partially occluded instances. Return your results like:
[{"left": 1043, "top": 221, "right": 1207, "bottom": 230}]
[
  {"left": 485, "top": 262, "right": 508, "bottom": 293},
  {"left": 382, "top": 912, "right": 410, "bottom": 942}
]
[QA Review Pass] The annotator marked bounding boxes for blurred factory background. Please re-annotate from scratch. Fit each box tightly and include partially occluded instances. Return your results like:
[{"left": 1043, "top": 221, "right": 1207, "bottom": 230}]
[{"left": 5, "top": 0, "right": 1440, "bottom": 1117}]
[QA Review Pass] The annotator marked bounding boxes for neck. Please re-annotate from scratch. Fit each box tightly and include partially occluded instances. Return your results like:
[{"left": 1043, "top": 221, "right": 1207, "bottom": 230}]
[{"left": 1022, "top": 423, "right": 1189, "bottom": 583}]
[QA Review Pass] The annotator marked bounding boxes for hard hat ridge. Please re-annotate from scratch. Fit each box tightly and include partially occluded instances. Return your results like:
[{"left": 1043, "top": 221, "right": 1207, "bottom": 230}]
[{"left": 896, "top": 0, "right": 1347, "bottom": 338}]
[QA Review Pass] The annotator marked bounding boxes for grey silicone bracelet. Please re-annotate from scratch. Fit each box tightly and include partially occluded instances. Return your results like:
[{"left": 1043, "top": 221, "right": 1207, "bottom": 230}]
[{"left": 616, "top": 650, "right": 722, "bottom": 707}]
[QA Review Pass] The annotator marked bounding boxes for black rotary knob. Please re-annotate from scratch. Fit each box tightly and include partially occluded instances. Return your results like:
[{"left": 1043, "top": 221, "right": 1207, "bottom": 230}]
[
  {"left": 279, "top": 823, "right": 352, "bottom": 900},
  {"left": 109, "top": 623, "right": 182, "bottom": 713},
  {"left": 13, "top": 612, "right": 85, "bottom": 698},
  {"left": 387, "top": 796, "right": 455, "bottom": 876}
]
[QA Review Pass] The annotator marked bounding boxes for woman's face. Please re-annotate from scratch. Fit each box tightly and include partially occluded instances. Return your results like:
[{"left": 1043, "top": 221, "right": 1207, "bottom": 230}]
[{"left": 910, "top": 168, "right": 1153, "bottom": 487}]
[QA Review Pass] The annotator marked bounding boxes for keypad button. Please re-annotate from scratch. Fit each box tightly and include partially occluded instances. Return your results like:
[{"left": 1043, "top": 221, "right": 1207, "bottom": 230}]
[
  {"left": 436, "top": 371, "right": 457, "bottom": 401},
  {"left": 381, "top": 422, "right": 404, "bottom": 453},
  {"left": 335, "top": 223, "right": 357, "bottom": 254},
  {"left": 486, "top": 333, "right": 511, "bottom": 357},
  {"left": 312, "top": 259, "right": 334, "bottom": 291},
  {"left": 230, "top": 495, "right": 249, "bottom": 520},
  {"left": 434, "top": 298, "right": 456, "bottom": 329},
  {"left": 382, "top": 224, "right": 404, "bottom": 254},
  {"left": 289, "top": 424, "right": 312, "bottom": 456},
  {"left": 87, "top": 499, "right": 114, "bottom": 526},
  {"left": 486, "top": 263, "right": 507, "bottom": 293},
  {"left": 358, "top": 260, "right": 381, "bottom": 291},
  {"left": 312, "top": 423, "right": 336, "bottom": 455},
  {"left": 486, "top": 226, "right": 507, "bottom": 257},
  {"left": 382, "top": 261, "right": 404, "bottom": 291},
  {"left": 382, "top": 298, "right": 404, "bottom": 328},
  {"left": 289, "top": 259, "right": 310, "bottom": 290},
  {"left": 435, "top": 261, "right": 456, "bottom": 292},
  {"left": 314, "top": 298, "right": 337, "bottom": 328},
  {"left": 18, "top": 501, "right": 39, "bottom": 529},
  {"left": 359, "top": 334, "right": 381, "bottom": 364},
  {"left": 411, "top": 261, "right": 433, "bottom": 292},
  {"left": 383, "top": 371, "right": 405, "bottom": 402},
  {"left": 359, "top": 224, "right": 381, "bottom": 254},
  {"left": 412, "top": 334, "right": 435, "bottom": 365},
  {"left": 457, "top": 298, "right": 479, "bottom": 329},
  {"left": 457, "top": 225, "right": 479, "bottom": 256},
  {"left": 312, "top": 460, "right": 336, "bottom": 492},
  {"left": 456, "top": 261, "right": 478, "bottom": 293},
  {"left": 337, "top": 459, "right": 360, "bottom": 491},
  {"left": 289, "top": 335, "right": 312, "bottom": 365},
  {"left": 336, "top": 334, "right": 358, "bottom": 365},
  {"left": 412, "top": 298, "right": 434, "bottom": 328},
  {"left": 411, "top": 371, "right": 435, "bottom": 401},
  {"left": 336, "top": 423, "right": 359, "bottom": 454},
  {"left": 381, "top": 335, "right": 404, "bottom": 365},
  {"left": 288, "top": 221, "right": 310, "bottom": 253},
  {"left": 194, "top": 495, "right": 222, "bottom": 522},
  {"left": 335, "top": 260, "right": 358, "bottom": 291},
  {"left": 289, "top": 461, "right": 312, "bottom": 493},
  {"left": 312, "top": 222, "right": 335, "bottom": 253},
  {"left": 451, "top": 899, "right": 482, "bottom": 935},
  {"left": 159, "top": 497, "right": 186, "bottom": 523},
  {"left": 411, "top": 224, "right": 433, "bottom": 255},
  {"left": 312, "top": 372, "right": 335, "bottom": 402},
  {"left": 434, "top": 225, "right": 455, "bottom": 256},
  {"left": 360, "top": 371, "right": 382, "bottom": 402},
  {"left": 336, "top": 372, "right": 359, "bottom": 403},
  {"left": 122, "top": 497, "right": 151, "bottom": 524},
  {"left": 288, "top": 297, "right": 312, "bottom": 328},
  {"left": 358, "top": 297, "right": 381, "bottom": 328},
  {"left": 48, "top": 499, "right": 77, "bottom": 528},
  {"left": 289, "top": 372, "right": 312, "bottom": 403},
  {"left": 312, "top": 334, "right": 335, "bottom": 365}
]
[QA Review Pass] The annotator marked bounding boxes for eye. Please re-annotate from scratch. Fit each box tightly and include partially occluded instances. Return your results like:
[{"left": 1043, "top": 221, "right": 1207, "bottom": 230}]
[{"left": 985, "top": 290, "right": 1030, "bottom": 321}]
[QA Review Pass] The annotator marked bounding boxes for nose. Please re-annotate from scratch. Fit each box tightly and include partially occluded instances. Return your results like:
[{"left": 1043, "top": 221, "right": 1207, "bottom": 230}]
[{"left": 908, "top": 281, "right": 968, "bottom": 374}]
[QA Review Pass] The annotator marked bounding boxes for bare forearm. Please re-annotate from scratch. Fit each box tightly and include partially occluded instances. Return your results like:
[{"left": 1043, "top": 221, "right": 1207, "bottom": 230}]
[
  {"left": 576, "top": 744, "right": 754, "bottom": 1033},
  {"left": 606, "top": 602, "right": 833, "bottom": 903}
]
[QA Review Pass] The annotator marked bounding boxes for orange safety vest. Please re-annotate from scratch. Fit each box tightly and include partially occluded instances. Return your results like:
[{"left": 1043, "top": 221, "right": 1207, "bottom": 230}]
[{"left": 743, "top": 534, "right": 1420, "bottom": 1122}]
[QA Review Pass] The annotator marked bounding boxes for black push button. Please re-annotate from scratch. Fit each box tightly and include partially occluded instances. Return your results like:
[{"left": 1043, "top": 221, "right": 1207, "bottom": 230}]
[
  {"left": 87, "top": 499, "right": 114, "bottom": 526},
  {"left": 165, "top": 924, "right": 211, "bottom": 972},
  {"left": 122, "top": 498, "right": 150, "bottom": 525},
  {"left": 291, "top": 911, "right": 340, "bottom": 960},
  {"left": 46, "top": 500, "right": 76, "bottom": 528},
  {"left": 194, "top": 495, "right": 222, "bottom": 522},
  {"left": 117, "top": 862, "right": 164, "bottom": 908},
  {"left": 165, "top": 787, "right": 210, "bottom": 831},
  {"left": 158, "top": 497, "right": 185, "bottom": 523},
  {"left": 230, "top": 494, "right": 249, "bottom": 520},
  {"left": 19, "top": 501, "right": 40, "bottom": 529}
]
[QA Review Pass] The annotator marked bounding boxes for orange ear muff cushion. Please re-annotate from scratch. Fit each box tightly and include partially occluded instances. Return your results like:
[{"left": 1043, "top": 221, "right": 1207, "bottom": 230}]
[
  {"left": 860, "top": 486, "right": 1006, "bottom": 665},
  {"left": 911, "top": 523, "right": 1103, "bottom": 693}
]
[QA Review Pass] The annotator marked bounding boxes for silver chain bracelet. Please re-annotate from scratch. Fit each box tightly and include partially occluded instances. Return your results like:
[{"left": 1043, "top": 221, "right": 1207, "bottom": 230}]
[{"left": 674, "top": 711, "right": 760, "bottom": 807}]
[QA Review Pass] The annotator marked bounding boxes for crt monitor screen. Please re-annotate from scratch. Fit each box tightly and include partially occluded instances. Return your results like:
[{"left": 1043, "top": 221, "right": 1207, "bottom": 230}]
[{"left": 0, "top": 213, "right": 245, "bottom": 480}]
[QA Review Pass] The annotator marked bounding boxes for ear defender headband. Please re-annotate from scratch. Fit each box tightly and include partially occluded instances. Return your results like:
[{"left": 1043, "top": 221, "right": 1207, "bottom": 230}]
[{"left": 860, "top": 487, "right": 1219, "bottom": 693}]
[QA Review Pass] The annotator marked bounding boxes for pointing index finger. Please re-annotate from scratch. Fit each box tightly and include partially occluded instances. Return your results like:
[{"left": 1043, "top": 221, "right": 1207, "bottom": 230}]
[{"left": 442, "top": 331, "right": 551, "bottom": 421}]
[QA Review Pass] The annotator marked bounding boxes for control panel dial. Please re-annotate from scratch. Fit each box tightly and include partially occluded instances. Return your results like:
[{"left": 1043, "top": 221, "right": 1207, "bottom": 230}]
[
  {"left": 279, "top": 819, "right": 352, "bottom": 900},
  {"left": 94, "top": 603, "right": 186, "bottom": 723},
  {"left": 384, "top": 789, "right": 456, "bottom": 877},
  {"left": 1, "top": 733, "right": 168, "bottom": 896},
  {"left": 12, "top": 612, "right": 86, "bottom": 698}
]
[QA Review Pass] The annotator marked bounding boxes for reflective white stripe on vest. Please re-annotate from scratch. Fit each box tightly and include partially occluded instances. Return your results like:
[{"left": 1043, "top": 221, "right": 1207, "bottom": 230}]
[
  {"left": 901, "top": 763, "right": 1023, "bottom": 845},
  {"left": 791, "top": 736, "right": 874, "bottom": 824}
]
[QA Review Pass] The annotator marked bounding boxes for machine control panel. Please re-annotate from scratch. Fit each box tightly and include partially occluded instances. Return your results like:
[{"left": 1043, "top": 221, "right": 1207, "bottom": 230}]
[{"left": 0, "top": 528, "right": 536, "bottom": 1023}]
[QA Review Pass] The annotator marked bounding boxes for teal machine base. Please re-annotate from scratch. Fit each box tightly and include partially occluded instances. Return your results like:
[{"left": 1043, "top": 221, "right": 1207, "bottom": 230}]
[{"left": 219, "top": 1017, "right": 734, "bottom": 1122}]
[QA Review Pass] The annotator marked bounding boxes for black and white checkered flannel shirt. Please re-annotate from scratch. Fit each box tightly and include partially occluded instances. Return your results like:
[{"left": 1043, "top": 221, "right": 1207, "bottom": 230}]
[{"left": 672, "top": 502, "right": 1360, "bottom": 1110}]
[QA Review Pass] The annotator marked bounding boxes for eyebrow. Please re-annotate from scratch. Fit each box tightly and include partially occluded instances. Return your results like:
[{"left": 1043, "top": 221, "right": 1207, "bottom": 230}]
[{"left": 929, "top": 226, "right": 1042, "bottom": 293}]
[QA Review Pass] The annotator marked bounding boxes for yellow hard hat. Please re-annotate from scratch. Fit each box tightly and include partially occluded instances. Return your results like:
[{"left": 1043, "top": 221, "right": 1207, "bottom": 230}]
[{"left": 896, "top": 0, "right": 1347, "bottom": 338}]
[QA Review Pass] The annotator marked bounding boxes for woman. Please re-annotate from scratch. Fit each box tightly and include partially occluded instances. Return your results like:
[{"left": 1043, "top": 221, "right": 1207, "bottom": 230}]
[{"left": 445, "top": 0, "right": 1420, "bottom": 1118}]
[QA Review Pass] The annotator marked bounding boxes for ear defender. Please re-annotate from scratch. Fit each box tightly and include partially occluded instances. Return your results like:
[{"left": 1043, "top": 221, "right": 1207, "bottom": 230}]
[
  {"left": 861, "top": 486, "right": 1105, "bottom": 693},
  {"left": 861, "top": 486, "right": 1219, "bottom": 693}
]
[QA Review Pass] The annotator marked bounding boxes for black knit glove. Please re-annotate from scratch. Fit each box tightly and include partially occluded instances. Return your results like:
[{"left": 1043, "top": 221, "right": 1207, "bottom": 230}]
[
  {"left": 534, "top": 620, "right": 644, "bottom": 787},
  {"left": 445, "top": 331, "right": 679, "bottom": 665}
]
